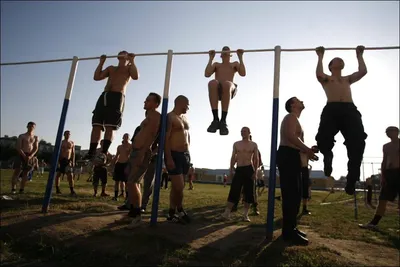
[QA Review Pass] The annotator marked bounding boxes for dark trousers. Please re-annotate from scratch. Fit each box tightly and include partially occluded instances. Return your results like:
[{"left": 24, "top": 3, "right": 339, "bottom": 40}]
[
  {"left": 315, "top": 103, "right": 367, "bottom": 182},
  {"left": 161, "top": 173, "right": 169, "bottom": 189},
  {"left": 366, "top": 185, "right": 372, "bottom": 204},
  {"left": 277, "top": 146, "right": 302, "bottom": 236}
]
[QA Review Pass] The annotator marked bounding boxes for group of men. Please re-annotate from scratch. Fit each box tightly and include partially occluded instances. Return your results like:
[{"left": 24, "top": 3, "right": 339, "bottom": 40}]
[{"left": 9, "top": 45, "right": 398, "bottom": 245}]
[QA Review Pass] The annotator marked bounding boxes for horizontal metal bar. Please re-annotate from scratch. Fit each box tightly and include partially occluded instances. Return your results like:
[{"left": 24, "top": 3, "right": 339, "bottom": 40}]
[{"left": 1, "top": 46, "right": 399, "bottom": 66}]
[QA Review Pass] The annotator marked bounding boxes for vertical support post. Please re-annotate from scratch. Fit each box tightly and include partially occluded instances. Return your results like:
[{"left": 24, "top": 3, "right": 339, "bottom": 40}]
[
  {"left": 151, "top": 50, "right": 173, "bottom": 226},
  {"left": 266, "top": 46, "right": 281, "bottom": 239},
  {"left": 42, "top": 56, "right": 79, "bottom": 213}
]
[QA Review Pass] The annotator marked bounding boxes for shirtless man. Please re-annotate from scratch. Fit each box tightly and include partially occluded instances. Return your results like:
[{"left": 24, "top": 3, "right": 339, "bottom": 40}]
[
  {"left": 204, "top": 46, "right": 246, "bottom": 135},
  {"left": 315, "top": 45, "right": 368, "bottom": 195},
  {"left": 11, "top": 121, "right": 39, "bottom": 194},
  {"left": 92, "top": 140, "right": 112, "bottom": 197},
  {"left": 85, "top": 51, "right": 139, "bottom": 160},
  {"left": 165, "top": 95, "right": 192, "bottom": 224},
  {"left": 221, "top": 127, "right": 259, "bottom": 222},
  {"left": 187, "top": 164, "right": 195, "bottom": 190},
  {"left": 37, "top": 159, "right": 46, "bottom": 178},
  {"left": 112, "top": 133, "right": 131, "bottom": 200},
  {"left": 124, "top": 93, "right": 161, "bottom": 228},
  {"left": 55, "top": 131, "right": 76, "bottom": 196},
  {"left": 359, "top": 126, "right": 399, "bottom": 230},
  {"left": 277, "top": 97, "right": 318, "bottom": 245}
]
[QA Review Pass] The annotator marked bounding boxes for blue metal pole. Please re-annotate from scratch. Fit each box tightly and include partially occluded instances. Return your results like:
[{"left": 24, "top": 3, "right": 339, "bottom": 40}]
[
  {"left": 42, "top": 56, "right": 79, "bottom": 213},
  {"left": 150, "top": 50, "right": 173, "bottom": 225},
  {"left": 266, "top": 46, "right": 281, "bottom": 239}
]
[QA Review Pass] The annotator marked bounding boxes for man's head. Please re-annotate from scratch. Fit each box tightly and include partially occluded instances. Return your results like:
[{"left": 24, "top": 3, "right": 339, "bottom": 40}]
[
  {"left": 117, "top": 50, "right": 129, "bottom": 65},
  {"left": 241, "top": 127, "right": 251, "bottom": 139},
  {"left": 174, "top": 95, "right": 190, "bottom": 114},
  {"left": 385, "top": 126, "right": 399, "bottom": 139},
  {"left": 64, "top": 130, "right": 71, "bottom": 140},
  {"left": 27, "top": 121, "right": 36, "bottom": 133},
  {"left": 328, "top": 57, "right": 345, "bottom": 73},
  {"left": 285, "top": 97, "right": 305, "bottom": 113},
  {"left": 221, "top": 46, "right": 231, "bottom": 60},
  {"left": 122, "top": 133, "right": 130, "bottom": 142},
  {"left": 144, "top": 92, "right": 162, "bottom": 111}
]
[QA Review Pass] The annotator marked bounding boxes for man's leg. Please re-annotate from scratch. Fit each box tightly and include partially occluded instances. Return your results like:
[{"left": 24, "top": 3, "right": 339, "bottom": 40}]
[
  {"left": 141, "top": 158, "right": 156, "bottom": 212},
  {"left": 11, "top": 168, "right": 21, "bottom": 193},
  {"left": 102, "top": 127, "right": 114, "bottom": 155},
  {"left": 219, "top": 81, "right": 235, "bottom": 135},
  {"left": 223, "top": 171, "right": 244, "bottom": 219},
  {"left": 67, "top": 172, "right": 76, "bottom": 196},
  {"left": 100, "top": 168, "right": 109, "bottom": 196},
  {"left": 113, "top": 181, "right": 119, "bottom": 200},
  {"left": 340, "top": 106, "right": 367, "bottom": 195},
  {"left": 207, "top": 79, "right": 220, "bottom": 133},
  {"left": 315, "top": 104, "right": 340, "bottom": 177},
  {"left": 55, "top": 172, "right": 62, "bottom": 194},
  {"left": 19, "top": 170, "right": 29, "bottom": 193},
  {"left": 242, "top": 166, "right": 256, "bottom": 221}
]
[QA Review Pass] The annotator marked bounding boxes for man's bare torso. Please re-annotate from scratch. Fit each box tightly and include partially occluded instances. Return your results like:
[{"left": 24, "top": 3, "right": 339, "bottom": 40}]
[
  {"left": 280, "top": 114, "right": 303, "bottom": 150},
  {"left": 104, "top": 66, "right": 131, "bottom": 95},
  {"left": 168, "top": 112, "right": 190, "bottom": 152},
  {"left": 133, "top": 110, "right": 161, "bottom": 150},
  {"left": 234, "top": 140, "right": 257, "bottom": 167},
  {"left": 215, "top": 62, "right": 238, "bottom": 83},
  {"left": 383, "top": 139, "right": 400, "bottom": 169},
  {"left": 322, "top": 76, "right": 353, "bottom": 103},
  {"left": 19, "top": 133, "right": 38, "bottom": 154},
  {"left": 117, "top": 142, "right": 131, "bottom": 163},
  {"left": 60, "top": 139, "right": 74, "bottom": 160}
]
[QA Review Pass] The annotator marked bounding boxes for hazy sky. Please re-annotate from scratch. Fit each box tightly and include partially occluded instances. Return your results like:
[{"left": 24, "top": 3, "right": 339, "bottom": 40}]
[{"left": 1, "top": 1, "right": 399, "bottom": 180}]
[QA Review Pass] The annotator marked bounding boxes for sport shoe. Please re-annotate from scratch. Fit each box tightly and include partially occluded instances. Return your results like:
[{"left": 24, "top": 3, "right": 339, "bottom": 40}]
[
  {"left": 219, "top": 121, "right": 229, "bottom": 136},
  {"left": 302, "top": 209, "right": 311, "bottom": 215},
  {"left": 243, "top": 215, "right": 251, "bottom": 222},
  {"left": 100, "top": 192, "right": 110, "bottom": 197},
  {"left": 167, "top": 214, "right": 180, "bottom": 223},
  {"left": 221, "top": 212, "right": 231, "bottom": 221},
  {"left": 207, "top": 120, "right": 220, "bottom": 133},
  {"left": 358, "top": 223, "right": 378, "bottom": 231},
  {"left": 127, "top": 216, "right": 142, "bottom": 229},
  {"left": 178, "top": 211, "right": 191, "bottom": 224}
]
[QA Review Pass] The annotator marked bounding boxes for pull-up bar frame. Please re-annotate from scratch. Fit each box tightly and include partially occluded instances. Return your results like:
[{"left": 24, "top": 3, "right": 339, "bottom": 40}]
[{"left": 2, "top": 45, "right": 398, "bottom": 237}]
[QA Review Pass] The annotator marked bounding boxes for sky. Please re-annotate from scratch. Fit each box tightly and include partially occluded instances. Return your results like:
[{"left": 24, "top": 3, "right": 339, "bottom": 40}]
[{"left": 1, "top": 1, "right": 399, "bottom": 180}]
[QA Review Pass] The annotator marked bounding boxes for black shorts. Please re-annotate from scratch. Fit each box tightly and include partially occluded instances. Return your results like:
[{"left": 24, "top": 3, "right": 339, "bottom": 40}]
[
  {"left": 218, "top": 81, "right": 238, "bottom": 101},
  {"left": 93, "top": 166, "right": 108, "bottom": 186},
  {"left": 13, "top": 153, "right": 33, "bottom": 171},
  {"left": 301, "top": 166, "right": 310, "bottom": 199},
  {"left": 167, "top": 151, "right": 191, "bottom": 176},
  {"left": 57, "top": 158, "right": 71, "bottom": 174},
  {"left": 379, "top": 168, "right": 400, "bottom": 202},
  {"left": 228, "top": 165, "right": 255, "bottom": 204},
  {"left": 92, "top": 91, "right": 125, "bottom": 131},
  {"left": 113, "top": 162, "right": 128, "bottom": 182}
]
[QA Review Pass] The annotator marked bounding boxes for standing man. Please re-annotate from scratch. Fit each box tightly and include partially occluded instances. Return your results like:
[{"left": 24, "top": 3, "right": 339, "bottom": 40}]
[
  {"left": 315, "top": 45, "right": 368, "bottom": 195},
  {"left": 92, "top": 140, "right": 111, "bottom": 197},
  {"left": 37, "top": 159, "right": 46, "bottom": 178},
  {"left": 204, "top": 46, "right": 246, "bottom": 135},
  {"left": 221, "top": 127, "right": 259, "bottom": 222},
  {"left": 359, "top": 126, "right": 399, "bottom": 230},
  {"left": 55, "top": 130, "right": 76, "bottom": 196},
  {"left": 85, "top": 51, "right": 139, "bottom": 160},
  {"left": 11, "top": 122, "right": 39, "bottom": 194},
  {"left": 277, "top": 97, "right": 317, "bottom": 245},
  {"left": 165, "top": 95, "right": 192, "bottom": 224},
  {"left": 112, "top": 133, "right": 131, "bottom": 200},
  {"left": 124, "top": 93, "right": 161, "bottom": 228}
]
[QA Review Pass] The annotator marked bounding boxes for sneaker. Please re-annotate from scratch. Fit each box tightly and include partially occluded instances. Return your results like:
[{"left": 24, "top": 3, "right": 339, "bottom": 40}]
[
  {"left": 219, "top": 121, "right": 229, "bottom": 136},
  {"left": 70, "top": 191, "right": 77, "bottom": 197},
  {"left": 178, "top": 211, "right": 191, "bottom": 224},
  {"left": 302, "top": 209, "right": 311, "bottom": 215},
  {"left": 243, "top": 215, "right": 251, "bottom": 222},
  {"left": 358, "top": 223, "right": 378, "bottom": 231},
  {"left": 323, "top": 151, "right": 333, "bottom": 177},
  {"left": 207, "top": 120, "right": 220, "bottom": 133},
  {"left": 100, "top": 192, "right": 110, "bottom": 197},
  {"left": 167, "top": 214, "right": 180, "bottom": 223},
  {"left": 127, "top": 216, "right": 142, "bottom": 229},
  {"left": 252, "top": 205, "right": 260, "bottom": 216},
  {"left": 140, "top": 207, "right": 146, "bottom": 213},
  {"left": 221, "top": 212, "right": 231, "bottom": 221}
]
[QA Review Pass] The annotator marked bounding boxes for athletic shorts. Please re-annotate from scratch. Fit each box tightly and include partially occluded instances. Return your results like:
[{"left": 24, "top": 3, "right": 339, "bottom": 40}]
[
  {"left": 301, "top": 166, "right": 310, "bottom": 199},
  {"left": 93, "top": 166, "right": 108, "bottom": 186},
  {"left": 126, "top": 149, "right": 151, "bottom": 183},
  {"left": 57, "top": 158, "right": 71, "bottom": 174},
  {"left": 113, "top": 162, "right": 128, "bottom": 182},
  {"left": 217, "top": 81, "right": 238, "bottom": 101},
  {"left": 228, "top": 165, "right": 255, "bottom": 204},
  {"left": 13, "top": 153, "right": 33, "bottom": 171},
  {"left": 166, "top": 151, "right": 191, "bottom": 176},
  {"left": 92, "top": 91, "right": 125, "bottom": 131},
  {"left": 379, "top": 168, "right": 400, "bottom": 202}
]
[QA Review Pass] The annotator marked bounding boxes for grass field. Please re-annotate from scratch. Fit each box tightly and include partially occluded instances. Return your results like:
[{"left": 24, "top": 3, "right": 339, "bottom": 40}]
[{"left": 1, "top": 169, "right": 399, "bottom": 267}]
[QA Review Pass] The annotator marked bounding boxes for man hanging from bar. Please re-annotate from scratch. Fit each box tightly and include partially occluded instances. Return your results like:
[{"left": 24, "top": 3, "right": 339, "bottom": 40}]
[
  {"left": 204, "top": 46, "right": 246, "bottom": 135},
  {"left": 315, "top": 45, "right": 368, "bottom": 195},
  {"left": 84, "top": 51, "right": 139, "bottom": 160}
]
